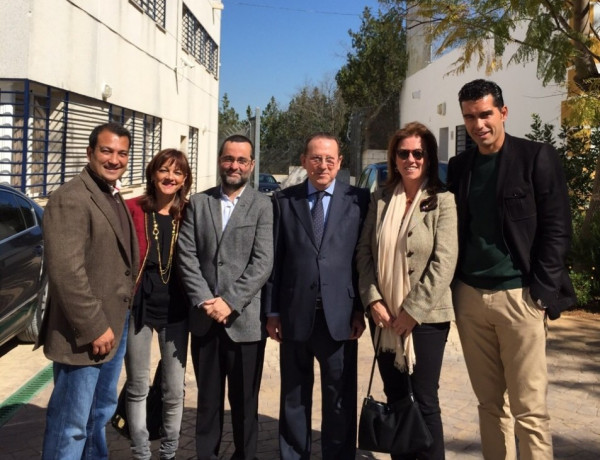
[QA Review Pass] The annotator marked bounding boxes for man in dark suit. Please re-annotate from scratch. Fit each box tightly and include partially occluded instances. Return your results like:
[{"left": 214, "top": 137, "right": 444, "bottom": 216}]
[
  {"left": 177, "top": 134, "right": 273, "bottom": 460},
  {"left": 39, "top": 122, "right": 138, "bottom": 459},
  {"left": 265, "top": 132, "right": 369, "bottom": 459},
  {"left": 447, "top": 79, "right": 576, "bottom": 460}
]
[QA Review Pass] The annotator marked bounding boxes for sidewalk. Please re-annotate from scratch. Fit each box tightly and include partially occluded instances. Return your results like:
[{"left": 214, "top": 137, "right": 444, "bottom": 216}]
[{"left": 1, "top": 313, "right": 599, "bottom": 459}]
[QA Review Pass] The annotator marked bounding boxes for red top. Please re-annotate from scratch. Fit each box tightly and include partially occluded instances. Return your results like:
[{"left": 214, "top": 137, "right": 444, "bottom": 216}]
[{"left": 126, "top": 197, "right": 149, "bottom": 274}]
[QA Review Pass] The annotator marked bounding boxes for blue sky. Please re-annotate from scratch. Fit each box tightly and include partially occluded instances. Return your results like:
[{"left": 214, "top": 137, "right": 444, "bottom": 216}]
[{"left": 219, "top": 1, "right": 382, "bottom": 116}]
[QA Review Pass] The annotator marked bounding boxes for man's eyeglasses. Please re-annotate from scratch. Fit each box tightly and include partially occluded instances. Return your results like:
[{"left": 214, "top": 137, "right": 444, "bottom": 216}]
[
  {"left": 307, "top": 155, "right": 338, "bottom": 166},
  {"left": 396, "top": 149, "right": 426, "bottom": 160},
  {"left": 220, "top": 156, "right": 252, "bottom": 167}
]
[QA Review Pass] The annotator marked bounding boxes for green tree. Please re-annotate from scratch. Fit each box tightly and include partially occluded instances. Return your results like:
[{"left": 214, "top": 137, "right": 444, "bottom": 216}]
[
  {"left": 526, "top": 114, "right": 599, "bottom": 221},
  {"left": 527, "top": 114, "right": 600, "bottom": 305},
  {"left": 259, "top": 97, "right": 287, "bottom": 173},
  {"left": 336, "top": 6, "right": 408, "bottom": 153},
  {"left": 558, "top": 125, "right": 600, "bottom": 223},
  {"left": 259, "top": 82, "right": 349, "bottom": 175},
  {"left": 525, "top": 113, "right": 556, "bottom": 147},
  {"left": 218, "top": 93, "right": 248, "bottom": 143},
  {"left": 337, "top": 7, "right": 407, "bottom": 108}
]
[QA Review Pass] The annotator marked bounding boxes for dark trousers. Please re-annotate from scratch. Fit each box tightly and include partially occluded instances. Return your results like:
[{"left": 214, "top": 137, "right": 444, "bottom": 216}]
[
  {"left": 279, "top": 310, "right": 358, "bottom": 460},
  {"left": 190, "top": 324, "right": 266, "bottom": 460},
  {"left": 372, "top": 321, "right": 450, "bottom": 460}
]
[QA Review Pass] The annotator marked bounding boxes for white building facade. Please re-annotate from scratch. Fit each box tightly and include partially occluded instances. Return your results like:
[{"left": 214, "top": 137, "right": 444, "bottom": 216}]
[
  {"left": 400, "top": 23, "right": 567, "bottom": 162},
  {"left": 0, "top": 0, "right": 223, "bottom": 197}
]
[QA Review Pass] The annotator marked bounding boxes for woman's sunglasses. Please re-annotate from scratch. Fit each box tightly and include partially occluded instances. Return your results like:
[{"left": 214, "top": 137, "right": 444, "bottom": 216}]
[{"left": 396, "top": 149, "right": 426, "bottom": 160}]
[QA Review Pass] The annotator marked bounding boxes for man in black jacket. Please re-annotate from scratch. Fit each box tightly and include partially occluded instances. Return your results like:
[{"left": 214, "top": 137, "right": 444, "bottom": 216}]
[{"left": 447, "top": 79, "right": 575, "bottom": 460}]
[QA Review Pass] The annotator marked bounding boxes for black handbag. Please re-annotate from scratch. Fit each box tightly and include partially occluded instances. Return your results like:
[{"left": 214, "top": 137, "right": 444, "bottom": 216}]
[
  {"left": 358, "top": 329, "right": 433, "bottom": 454},
  {"left": 111, "top": 359, "right": 164, "bottom": 441}
]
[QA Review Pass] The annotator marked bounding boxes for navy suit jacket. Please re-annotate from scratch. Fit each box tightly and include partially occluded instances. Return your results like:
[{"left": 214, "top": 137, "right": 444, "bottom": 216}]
[
  {"left": 264, "top": 180, "right": 369, "bottom": 342},
  {"left": 447, "top": 133, "right": 576, "bottom": 319}
]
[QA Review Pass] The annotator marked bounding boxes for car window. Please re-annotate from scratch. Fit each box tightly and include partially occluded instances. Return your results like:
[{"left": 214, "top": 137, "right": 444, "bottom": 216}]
[
  {"left": 366, "top": 168, "right": 378, "bottom": 191},
  {"left": 357, "top": 168, "right": 370, "bottom": 188},
  {"left": 0, "top": 190, "right": 27, "bottom": 241},
  {"left": 378, "top": 168, "right": 387, "bottom": 186},
  {"left": 15, "top": 195, "right": 37, "bottom": 228},
  {"left": 261, "top": 175, "right": 277, "bottom": 184}
]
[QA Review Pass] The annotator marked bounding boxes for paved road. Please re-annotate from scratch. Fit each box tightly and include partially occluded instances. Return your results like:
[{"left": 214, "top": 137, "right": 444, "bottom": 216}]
[{"left": 0, "top": 312, "right": 598, "bottom": 459}]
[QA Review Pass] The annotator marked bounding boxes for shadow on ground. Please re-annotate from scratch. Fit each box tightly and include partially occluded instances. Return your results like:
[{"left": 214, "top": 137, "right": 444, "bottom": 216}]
[{"left": 106, "top": 406, "right": 384, "bottom": 459}]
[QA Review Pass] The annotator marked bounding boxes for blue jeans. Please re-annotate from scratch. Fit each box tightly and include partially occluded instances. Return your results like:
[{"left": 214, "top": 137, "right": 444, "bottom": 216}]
[
  {"left": 125, "top": 319, "right": 188, "bottom": 460},
  {"left": 41, "top": 317, "right": 129, "bottom": 460}
]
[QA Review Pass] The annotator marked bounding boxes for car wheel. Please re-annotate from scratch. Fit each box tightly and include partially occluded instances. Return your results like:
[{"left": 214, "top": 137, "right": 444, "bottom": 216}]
[{"left": 17, "top": 280, "right": 48, "bottom": 343}]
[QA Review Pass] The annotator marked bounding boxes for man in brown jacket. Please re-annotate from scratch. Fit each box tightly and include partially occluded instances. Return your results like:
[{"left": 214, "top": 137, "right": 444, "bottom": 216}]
[{"left": 38, "top": 122, "right": 139, "bottom": 460}]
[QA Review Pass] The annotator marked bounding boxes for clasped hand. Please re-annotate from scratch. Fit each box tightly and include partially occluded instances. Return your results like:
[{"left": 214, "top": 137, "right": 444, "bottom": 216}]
[
  {"left": 369, "top": 300, "right": 417, "bottom": 336},
  {"left": 203, "top": 297, "right": 232, "bottom": 324}
]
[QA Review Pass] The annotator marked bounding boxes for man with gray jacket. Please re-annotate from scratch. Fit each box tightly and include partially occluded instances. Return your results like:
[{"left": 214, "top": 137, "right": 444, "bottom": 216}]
[{"left": 177, "top": 135, "right": 273, "bottom": 460}]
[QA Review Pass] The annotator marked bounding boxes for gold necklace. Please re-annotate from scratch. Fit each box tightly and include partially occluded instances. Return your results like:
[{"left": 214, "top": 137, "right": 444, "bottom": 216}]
[{"left": 152, "top": 212, "right": 179, "bottom": 284}]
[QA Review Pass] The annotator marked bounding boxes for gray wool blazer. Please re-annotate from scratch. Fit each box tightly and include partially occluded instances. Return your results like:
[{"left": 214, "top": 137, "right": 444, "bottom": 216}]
[
  {"left": 176, "top": 185, "right": 274, "bottom": 343},
  {"left": 356, "top": 188, "right": 458, "bottom": 324}
]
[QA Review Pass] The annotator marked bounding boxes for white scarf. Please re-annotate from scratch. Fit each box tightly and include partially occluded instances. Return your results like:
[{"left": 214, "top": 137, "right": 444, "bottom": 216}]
[{"left": 376, "top": 180, "right": 427, "bottom": 373}]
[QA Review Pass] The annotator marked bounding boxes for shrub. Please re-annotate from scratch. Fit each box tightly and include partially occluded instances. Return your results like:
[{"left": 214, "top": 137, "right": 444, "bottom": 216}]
[
  {"left": 568, "top": 270, "right": 593, "bottom": 307},
  {"left": 526, "top": 114, "right": 599, "bottom": 224},
  {"left": 528, "top": 114, "right": 600, "bottom": 310}
]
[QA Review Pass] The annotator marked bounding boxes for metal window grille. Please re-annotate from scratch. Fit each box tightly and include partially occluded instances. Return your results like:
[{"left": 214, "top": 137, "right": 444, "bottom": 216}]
[
  {"left": 187, "top": 126, "right": 198, "bottom": 193},
  {"left": 131, "top": 0, "right": 166, "bottom": 28},
  {"left": 182, "top": 4, "right": 219, "bottom": 78},
  {"left": 455, "top": 125, "right": 476, "bottom": 155},
  {"left": 208, "top": 40, "right": 218, "bottom": 76},
  {"left": 0, "top": 79, "right": 161, "bottom": 197}
]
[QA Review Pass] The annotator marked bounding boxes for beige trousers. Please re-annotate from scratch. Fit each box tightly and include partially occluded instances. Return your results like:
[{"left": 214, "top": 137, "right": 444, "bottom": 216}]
[{"left": 453, "top": 281, "right": 552, "bottom": 460}]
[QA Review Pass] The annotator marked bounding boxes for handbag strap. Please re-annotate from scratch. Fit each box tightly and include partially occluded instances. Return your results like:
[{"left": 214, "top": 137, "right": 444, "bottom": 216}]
[
  {"left": 365, "top": 326, "right": 415, "bottom": 397},
  {"left": 365, "top": 327, "right": 382, "bottom": 396}
]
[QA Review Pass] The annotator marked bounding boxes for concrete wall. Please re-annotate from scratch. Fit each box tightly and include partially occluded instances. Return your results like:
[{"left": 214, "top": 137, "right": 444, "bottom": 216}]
[
  {"left": 0, "top": 0, "right": 222, "bottom": 192},
  {"left": 362, "top": 149, "right": 387, "bottom": 169}
]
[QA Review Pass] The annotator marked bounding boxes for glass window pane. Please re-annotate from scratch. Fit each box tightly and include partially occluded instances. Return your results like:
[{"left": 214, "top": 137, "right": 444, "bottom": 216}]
[
  {"left": 0, "top": 190, "right": 26, "bottom": 240},
  {"left": 16, "top": 195, "right": 36, "bottom": 228}
]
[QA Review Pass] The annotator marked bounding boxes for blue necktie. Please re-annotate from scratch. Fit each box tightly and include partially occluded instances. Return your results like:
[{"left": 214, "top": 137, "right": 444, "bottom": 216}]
[{"left": 312, "top": 191, "right": 325, "bottom": 247}]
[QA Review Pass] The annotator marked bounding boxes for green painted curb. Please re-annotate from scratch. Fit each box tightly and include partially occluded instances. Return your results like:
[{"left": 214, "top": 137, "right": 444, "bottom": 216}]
[{"left": 0, "top": 363, "right": 53, "bottom": 427}]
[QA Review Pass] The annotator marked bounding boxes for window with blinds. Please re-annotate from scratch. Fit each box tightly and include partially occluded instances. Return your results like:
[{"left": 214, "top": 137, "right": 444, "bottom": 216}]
[
  {"left": 182, "top": 4, "right": 219, "bottom": 78},
  {"left": 0, "top": 79, "right": 161, "bottom": 197}
]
